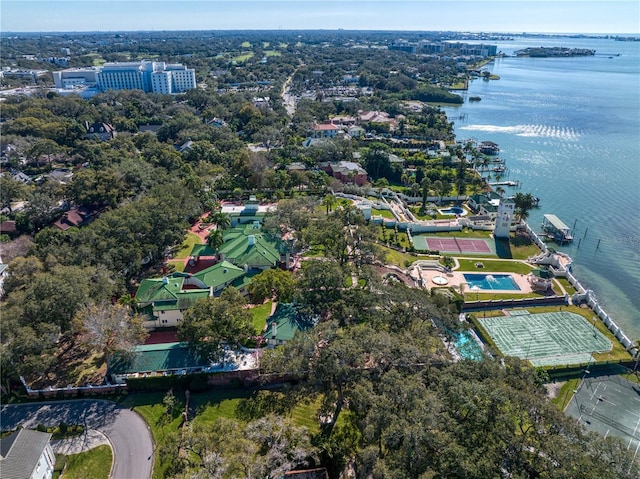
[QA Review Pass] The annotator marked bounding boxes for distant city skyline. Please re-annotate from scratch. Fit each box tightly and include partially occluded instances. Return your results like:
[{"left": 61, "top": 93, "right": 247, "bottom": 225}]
[{"left": 1, "top": 1, "right": 638, "bottom": 35}]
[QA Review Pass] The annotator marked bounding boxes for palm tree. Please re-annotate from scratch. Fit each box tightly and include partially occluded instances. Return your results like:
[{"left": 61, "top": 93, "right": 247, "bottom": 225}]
[
  {"left": 410, "top": 181, "right": 420, "bottom": 198},
  {"left": 206, "top": 229, "right": 224, "bottom": 252},
  {"left": 432, "top": 180, "right": 443, "bottom": 205},
  {"left": 209, "top": 211, "right": 231, "bottom": 231},
  {"left": 322, "top": 194, "right": 337, "bottom": 215}
]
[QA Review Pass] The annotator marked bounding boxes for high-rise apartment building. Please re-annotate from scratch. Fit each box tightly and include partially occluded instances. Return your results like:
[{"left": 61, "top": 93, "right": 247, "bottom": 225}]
[{"left": 53, "top": 61, "right": 196, "bottom": 94}]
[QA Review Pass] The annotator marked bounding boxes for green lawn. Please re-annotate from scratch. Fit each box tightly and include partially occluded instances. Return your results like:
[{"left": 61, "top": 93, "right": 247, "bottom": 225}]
[
  {"left": 377, "top": 228, "right": 412, "bottom": 250},
  {"left": 59, "top": 445, "right": 112, "bottom": 479},
  {"left": 371, "top": 208, "right": 395, "bottom": 219},
  {"left": 174, "top": 232, "right": 201, "bottom": 259},
  {"left": 556, "top": 277, "right": 577, "bottom": 295},
  {"left": 551, "top": 378, "right": 580, "bottom": 410},
  {"left": 241, "top": 41, "right": 252, "bottom": 48},
  {"left": 250, "top": 301, "right": 273, "bottom": 333},
  {"left": 232, "top": 52, "right": 254, "bottom": 63},
  {"left": 123, "top": 386, "right": 328, "bottom": 479},
  {"left": 378, "top": 245, "right": 420, "bottom": 267},
  {"left": 264, "top": 50, "right": 281, "bottom": 57},
  {"left": 166, "top": 259, "right": 186, "bottom": 273},
  {"left": 456, "top": 259, "right": 532, "bottom": 274}
]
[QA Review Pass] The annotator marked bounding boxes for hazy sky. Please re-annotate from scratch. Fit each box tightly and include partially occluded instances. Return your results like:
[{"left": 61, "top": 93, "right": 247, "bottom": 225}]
[{"left": 1, "top": 1, "right": 638, "bottom": 34}]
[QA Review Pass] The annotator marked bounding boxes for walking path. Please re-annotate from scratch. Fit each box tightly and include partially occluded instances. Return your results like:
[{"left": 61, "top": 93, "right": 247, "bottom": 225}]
[{"left": 51, "top": 429, "right": 109, "bottom": 455}]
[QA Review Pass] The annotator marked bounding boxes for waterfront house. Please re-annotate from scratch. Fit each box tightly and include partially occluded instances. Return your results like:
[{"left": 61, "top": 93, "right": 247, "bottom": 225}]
[{"left": 467, "top": 192, "right": 502, "bottom": 218}]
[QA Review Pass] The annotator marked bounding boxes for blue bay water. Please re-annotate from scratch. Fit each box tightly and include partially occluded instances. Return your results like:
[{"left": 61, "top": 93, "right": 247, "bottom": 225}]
[{"left": 443, "top": 36, "right": 640, "bottom": 340}]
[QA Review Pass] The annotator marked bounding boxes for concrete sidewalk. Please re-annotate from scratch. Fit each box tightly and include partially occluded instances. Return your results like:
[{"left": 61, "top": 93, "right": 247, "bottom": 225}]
[{"left": 51, "top": 429, "right": 110, "bottom": 455}]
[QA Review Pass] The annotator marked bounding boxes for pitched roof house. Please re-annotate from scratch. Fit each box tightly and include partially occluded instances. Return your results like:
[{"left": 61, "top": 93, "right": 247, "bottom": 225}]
[
  {"left": 85, "top": 121, "right": 116, "bottom": 141},
  {"left": 322, "top": 161, "right": 368, "bottom": 186},
  {"left": 217, "top": 223, "right": 291, "bottom": 270},
  {"left": 135, "top": 261, "right": 247, "bottom": 328},
  {"left": 0, "top": 429, "right": 55, "bottom": 479}
]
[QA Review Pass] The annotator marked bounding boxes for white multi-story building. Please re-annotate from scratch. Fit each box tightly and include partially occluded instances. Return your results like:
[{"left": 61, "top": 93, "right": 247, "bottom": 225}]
[
  {"left": 493, "top": 198, "right": 515, "bottom": 238},
  {"left": 53, "top": 61, "right": 196, "bottom": 94}
]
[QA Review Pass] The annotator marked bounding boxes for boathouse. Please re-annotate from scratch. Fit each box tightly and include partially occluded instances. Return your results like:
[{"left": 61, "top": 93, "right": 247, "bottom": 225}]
[{"left": 542, "top": 214, "right": 573, "bottom": 243}]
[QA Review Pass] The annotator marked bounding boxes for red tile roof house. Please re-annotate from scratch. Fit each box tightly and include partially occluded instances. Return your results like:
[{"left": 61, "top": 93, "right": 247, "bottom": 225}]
[
  {"left": 322, "top": 161, "right": 368, "bottom": 186},
  {"left": 311, "top": 122, "right": 344, "bottom": 139}
]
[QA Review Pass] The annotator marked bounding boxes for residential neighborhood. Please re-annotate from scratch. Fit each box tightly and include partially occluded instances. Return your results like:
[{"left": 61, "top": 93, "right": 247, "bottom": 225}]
[{"left": 0, "top": 25, "right": 638, "bottom": 479}]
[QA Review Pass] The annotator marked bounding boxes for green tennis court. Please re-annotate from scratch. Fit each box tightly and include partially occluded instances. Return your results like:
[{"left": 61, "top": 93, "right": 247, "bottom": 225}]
[{"left": 477, "top": 312, "right": 612, "bottom": 367}]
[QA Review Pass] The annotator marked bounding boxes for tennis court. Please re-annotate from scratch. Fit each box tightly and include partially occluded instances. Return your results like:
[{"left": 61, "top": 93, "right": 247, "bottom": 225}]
[
  {"left": 566, "top": 373, "right": 640, "bottom": 465},
  {"left": 412, "top": 235, "right": 494, "bottom": 254},
  {"left": 477, "top": 311, "right": 612, "bottom": 367}
]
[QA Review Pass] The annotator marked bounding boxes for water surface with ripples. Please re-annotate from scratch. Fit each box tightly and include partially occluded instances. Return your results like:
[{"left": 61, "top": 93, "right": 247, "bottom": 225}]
[{"left": 444, "top": 36, "right": 640, "bottom": 339}]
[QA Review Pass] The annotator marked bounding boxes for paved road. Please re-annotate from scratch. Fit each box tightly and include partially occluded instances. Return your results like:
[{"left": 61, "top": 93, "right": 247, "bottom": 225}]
[{"left": 1, "top": 399, "right": 153, "bottom": 479}]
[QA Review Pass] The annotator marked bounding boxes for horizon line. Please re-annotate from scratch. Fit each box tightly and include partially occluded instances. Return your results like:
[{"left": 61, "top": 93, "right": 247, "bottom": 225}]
[{"left": 2, "top": 29, "right": 639, "bottom": 36}]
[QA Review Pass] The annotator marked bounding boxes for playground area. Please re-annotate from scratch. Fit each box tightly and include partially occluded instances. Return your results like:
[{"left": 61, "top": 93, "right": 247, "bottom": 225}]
[
  {"left": 412, "top": 235, "right": 495, "bottom": 255},
  {"left": 565, "top": 372, "right": 640, "bottom": 465},
  {"left": 477, "top": 311, "right": 612, "bottom": 367}
]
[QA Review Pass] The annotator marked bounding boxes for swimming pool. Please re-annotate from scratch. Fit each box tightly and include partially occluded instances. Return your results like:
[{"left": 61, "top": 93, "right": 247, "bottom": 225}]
[
  {"left": 463, "top": 273, "right": 521, "bottom": 291},
  {"left": 453, "top": 331, "right": 484, "bottom": 361},
  {"left": 438, "top": 206, "right": 466, "bottom": 216}
]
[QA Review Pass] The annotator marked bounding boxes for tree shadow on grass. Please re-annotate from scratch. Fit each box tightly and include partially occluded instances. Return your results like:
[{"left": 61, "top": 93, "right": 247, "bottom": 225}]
[{"left": 235, "top": 388, "right": 302, "bottom": 422}]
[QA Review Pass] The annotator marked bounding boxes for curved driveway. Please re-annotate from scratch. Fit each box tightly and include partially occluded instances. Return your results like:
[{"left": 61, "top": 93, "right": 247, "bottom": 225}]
[{"left": 1, "top": 399, "right": 153, "bottom": 479}]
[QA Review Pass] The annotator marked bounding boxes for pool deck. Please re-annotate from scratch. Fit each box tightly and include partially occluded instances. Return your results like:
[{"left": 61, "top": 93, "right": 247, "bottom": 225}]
[{"left": 424, "top": 270, "right": 535, "bottom": 293}]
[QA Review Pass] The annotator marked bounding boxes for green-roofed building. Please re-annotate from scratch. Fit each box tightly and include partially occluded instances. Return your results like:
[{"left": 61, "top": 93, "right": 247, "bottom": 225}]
[
  {"left": 109, "top": 342, "right": 209, "bottom": 384},
  {"left": 135, "top": 260, "right": 247, "bottom": 329},
  {"left": 188, "top": 223, "right": 291, "bottom": 272},
  {"left": 108, "top": 341, "right": 259, "bottom": 384},
  {"left": 218, "top": 222, "right": 292, "bottom": 271},
  {"left": 262, "top": 303, "right": 316, "bottom": 346}
]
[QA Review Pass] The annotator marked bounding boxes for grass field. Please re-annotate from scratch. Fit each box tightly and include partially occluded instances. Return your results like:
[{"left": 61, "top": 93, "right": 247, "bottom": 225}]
[
  {"left": 174, "top": 232, "right": 201, "bottom": 259},
  {"left": 457, "top": 259, "right": 532, "bottom": 274},
  {"left": 59, "top": 445, "right": 112, "bottom": 479},
  {"left": 233, "top": 52, "right": 254, "bottom": 63},
  {"left": 123, "top": 387, "right": 328, "bottom": 479},
  {"left": 378, "top": 245, "right": 419, "bottom": 267},
  {"left": 166, "top": 259, "right": 186, "bottom": 272},
  {"left": 251, "top": 301, "right": 273, "bottom": 333},
  {"left": 372, "top": 208, "right": 395, "bottom": 219}
]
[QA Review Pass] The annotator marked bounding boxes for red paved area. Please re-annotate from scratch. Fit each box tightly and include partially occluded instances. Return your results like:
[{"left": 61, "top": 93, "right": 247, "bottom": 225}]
[{"left": 144, "top": 330, "right": 178, "bottom": 344}]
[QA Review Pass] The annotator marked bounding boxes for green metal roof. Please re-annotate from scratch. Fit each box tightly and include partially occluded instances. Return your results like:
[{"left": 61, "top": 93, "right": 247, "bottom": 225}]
[
  {"left": 218, "top": 225, "right": 285, "bottom": 269},
  {"left": 192, "top": 260, "right": 246, "bottom": 289},
  {"left": 135, "top": 276, "right": 184, "bottom": 303},
  {"left": 109, "top": 342, "right": 208, "bottom": 375},
  {"left": 262, "top": 303, "right": 315, "bottom": 342},
  {"left": 189, "top": 244, "right": 217, "bottom": 257}
]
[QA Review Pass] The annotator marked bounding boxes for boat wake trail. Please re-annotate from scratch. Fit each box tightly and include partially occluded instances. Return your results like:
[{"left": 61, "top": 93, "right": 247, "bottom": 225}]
[{"left": 460, "top": 124, "right": 580, "bottom": 140}]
